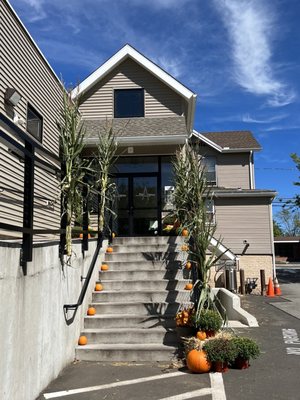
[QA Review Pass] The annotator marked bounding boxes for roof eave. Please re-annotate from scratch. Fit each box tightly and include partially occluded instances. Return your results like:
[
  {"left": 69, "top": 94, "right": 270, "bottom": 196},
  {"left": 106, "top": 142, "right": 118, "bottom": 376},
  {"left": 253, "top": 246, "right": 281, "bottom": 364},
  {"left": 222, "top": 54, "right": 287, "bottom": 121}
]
[
  {"left": 71, "top": 44, "right": 196, "bottom": 102},
  {"left": 84, "top": 134, "right": 187, "bottom": 147}
]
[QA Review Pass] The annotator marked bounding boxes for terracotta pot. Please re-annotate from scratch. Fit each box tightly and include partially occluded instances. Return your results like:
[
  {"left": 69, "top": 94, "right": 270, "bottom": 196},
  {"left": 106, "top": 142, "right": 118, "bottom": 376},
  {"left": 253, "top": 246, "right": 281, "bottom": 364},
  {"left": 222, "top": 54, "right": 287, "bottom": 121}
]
[
  {"left": 234, "top": 357, "right": 250, "bottom": 369},
  {"left": 213, "top": 361, "right": 229, "bottom": 373}
]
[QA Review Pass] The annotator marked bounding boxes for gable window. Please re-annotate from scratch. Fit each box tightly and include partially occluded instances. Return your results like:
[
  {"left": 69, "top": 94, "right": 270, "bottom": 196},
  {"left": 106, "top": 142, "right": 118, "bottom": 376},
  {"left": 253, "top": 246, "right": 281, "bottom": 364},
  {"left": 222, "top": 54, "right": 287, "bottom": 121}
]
[
  {"left": 27, "top": 104, "right": 43, "bottom": 141},
  {"left": 203, "top": 156, "right": 216, "bottom": 186},
  {"left": 114, "top": 88, "right": 144, "bottom": 118}
]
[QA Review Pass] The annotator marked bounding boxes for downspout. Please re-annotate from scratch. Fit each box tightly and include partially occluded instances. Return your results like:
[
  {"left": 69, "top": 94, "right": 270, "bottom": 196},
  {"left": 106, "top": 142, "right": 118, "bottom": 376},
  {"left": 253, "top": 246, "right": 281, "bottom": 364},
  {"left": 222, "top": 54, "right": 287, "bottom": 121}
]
[
  {"left": 269, "top": 202, "right": 276, "bottom": 279},
  {"left": 249, "top": 150, "right": 254, "bottom": 189}
]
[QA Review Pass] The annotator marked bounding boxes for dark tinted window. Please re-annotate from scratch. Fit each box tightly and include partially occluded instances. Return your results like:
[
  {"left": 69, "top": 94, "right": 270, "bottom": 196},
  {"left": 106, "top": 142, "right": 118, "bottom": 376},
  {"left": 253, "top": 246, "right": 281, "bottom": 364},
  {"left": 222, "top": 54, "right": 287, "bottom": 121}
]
[
  {"left": 114, "top": 89, "right": 144, "bottom": 118},
  {"left": 27, "top": 104, "right": 43, "bottom": 141}
]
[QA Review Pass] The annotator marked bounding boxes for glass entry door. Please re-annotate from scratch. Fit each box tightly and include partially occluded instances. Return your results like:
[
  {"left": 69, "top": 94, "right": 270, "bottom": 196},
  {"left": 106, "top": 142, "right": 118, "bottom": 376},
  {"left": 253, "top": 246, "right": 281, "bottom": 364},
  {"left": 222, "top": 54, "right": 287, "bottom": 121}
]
[{"left": 115, "top": 174, "right": 159, "bottom": 236}]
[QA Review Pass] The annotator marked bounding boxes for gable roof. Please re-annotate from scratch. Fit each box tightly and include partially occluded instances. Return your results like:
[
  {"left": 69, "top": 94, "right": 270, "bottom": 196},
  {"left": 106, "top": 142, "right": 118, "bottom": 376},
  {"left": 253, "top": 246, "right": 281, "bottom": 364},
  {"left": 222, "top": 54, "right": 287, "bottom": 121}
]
[
  {"left": 192, "top": 130, "right": 261, "bottom": 152},
  {"left": 71, "top": 44, "right": 197, "bottom": 132}
]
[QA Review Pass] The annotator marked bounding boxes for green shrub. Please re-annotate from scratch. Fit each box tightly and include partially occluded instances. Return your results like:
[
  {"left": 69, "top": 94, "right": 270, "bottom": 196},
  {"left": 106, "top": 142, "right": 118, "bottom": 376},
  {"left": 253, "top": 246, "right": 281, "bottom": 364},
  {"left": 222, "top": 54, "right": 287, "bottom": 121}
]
[
  {"left": 231, "top": 337, "right": 260, "bottom": 360},
  {"left": 193, "top": 309, "right": 223, "bottom": 332},
  {"left": 203, "top": 337, "right": 238, "bottom": 363}
]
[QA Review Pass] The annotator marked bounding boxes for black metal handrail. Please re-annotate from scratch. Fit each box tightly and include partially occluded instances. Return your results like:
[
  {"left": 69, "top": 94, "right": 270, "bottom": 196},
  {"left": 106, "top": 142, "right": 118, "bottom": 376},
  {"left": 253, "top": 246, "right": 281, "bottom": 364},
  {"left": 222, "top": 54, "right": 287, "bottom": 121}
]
[{"left": 63, "top": 234, "right": 103, "bottom": 325}]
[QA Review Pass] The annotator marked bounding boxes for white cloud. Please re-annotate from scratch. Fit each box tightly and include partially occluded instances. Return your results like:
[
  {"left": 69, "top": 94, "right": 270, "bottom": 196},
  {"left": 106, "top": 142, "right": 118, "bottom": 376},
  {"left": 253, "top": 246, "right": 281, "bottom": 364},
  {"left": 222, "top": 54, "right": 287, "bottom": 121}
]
[
  {"left": 242, "top": 113, "right": 288, "bottom": 123},
  {"left": 213, "top": 0, "right": 296, "bottom": 106}
]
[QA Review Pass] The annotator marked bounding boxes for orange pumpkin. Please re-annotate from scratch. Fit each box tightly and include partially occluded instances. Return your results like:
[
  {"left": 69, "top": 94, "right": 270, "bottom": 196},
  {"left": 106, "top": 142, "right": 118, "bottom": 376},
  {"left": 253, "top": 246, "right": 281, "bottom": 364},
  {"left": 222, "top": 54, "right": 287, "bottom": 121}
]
[
  {"left": 185, "top": 261, "right": 192, "bottom": 270},
  {"left": 78, "top": 335, "right": 88, "bottom": 346},
  {"left": 186, "top": 349, "right": 211, "bottom": 373},
  {"left": 87, "top": 307, "right": 96, "bottom": 316},
  {"left": 196, "top": 330, "right": 207, "bottom": 340},
  {"left": 182, "top": 229, "right": 189, "bottom": 237},
  {"left": 185, "top": 283, "right": 193, "bottom": 290},
  {"left": 106, "top": 247, "right": 113, "bottom": 253},
  {"left": 95, "top": 283, "right": 103, "bottom": 291},
  {"left": 101, "top": 264, "right": 109, "bottom": 271}
]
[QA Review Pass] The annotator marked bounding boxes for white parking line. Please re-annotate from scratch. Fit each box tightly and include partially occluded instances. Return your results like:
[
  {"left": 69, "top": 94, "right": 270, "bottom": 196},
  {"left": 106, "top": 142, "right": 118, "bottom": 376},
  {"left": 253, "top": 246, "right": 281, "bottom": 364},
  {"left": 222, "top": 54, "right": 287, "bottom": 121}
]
[
  {"left": 158, "top": 388, "right": 212, "bottom": 399},
  {"left": 43, "top": 371, "right": 186, "bottom": 399},
  {"left": 44, "top": 370, "right": 227, "bottom": 400},
  {"left": 210, "top": 373, "right": 226, "bottom": 400}
]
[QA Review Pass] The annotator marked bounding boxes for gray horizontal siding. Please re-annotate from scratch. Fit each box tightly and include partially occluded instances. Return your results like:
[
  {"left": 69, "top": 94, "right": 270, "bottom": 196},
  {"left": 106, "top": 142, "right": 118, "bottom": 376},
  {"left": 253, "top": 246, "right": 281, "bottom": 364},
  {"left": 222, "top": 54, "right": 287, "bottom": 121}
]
[
  {"left": 214, "top": 197, "right": 273, "bottom": 255},
  {"left": 0, "top": 2, "right": 63, "bottom": 234},
  {"left": 79, "top": 58, "right": 184, "bottom": 119}
]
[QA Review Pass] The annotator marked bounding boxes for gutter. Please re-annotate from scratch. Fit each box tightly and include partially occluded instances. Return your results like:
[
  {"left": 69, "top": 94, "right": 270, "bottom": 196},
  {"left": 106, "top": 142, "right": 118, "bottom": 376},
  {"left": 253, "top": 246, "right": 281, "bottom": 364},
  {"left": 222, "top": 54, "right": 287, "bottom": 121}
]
[{"left": 214, "top": 191, "right": 277, "bottom": 198}]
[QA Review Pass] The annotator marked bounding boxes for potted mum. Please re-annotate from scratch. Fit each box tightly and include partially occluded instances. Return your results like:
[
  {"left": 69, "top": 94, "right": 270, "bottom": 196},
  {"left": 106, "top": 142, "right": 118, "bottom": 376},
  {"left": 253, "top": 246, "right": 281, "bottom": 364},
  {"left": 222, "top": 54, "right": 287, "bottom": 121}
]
[
  {"left": 231, "top": 336, "right": 260, "bottom": 369},
  {"left": 203, "top": 337, "right": 238, "bottom": 372},
  {"left": 193, "top": 309, "right": 223, "bottom": 337}
]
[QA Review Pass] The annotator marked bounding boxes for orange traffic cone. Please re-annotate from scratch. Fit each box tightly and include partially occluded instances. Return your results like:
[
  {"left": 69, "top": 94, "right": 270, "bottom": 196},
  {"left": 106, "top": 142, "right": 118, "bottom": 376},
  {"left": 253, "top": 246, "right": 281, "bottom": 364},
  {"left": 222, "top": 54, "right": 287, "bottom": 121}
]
[
  {"left": 274, "top": 277, "right": 282, "bottom": 296},
  {"left": 266, "top": 277, "right": 275, "bottom": 297}
]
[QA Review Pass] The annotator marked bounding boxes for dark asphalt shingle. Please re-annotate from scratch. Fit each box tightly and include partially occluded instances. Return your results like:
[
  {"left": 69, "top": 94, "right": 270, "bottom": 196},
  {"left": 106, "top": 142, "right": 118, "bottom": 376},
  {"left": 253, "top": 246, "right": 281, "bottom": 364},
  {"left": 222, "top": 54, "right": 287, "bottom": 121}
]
[
  {"left": 201, "top": 130, "right": 261, "bottom": 150},
  {"left": 83, "top": 117, "right": 188, "bottom": 138}
]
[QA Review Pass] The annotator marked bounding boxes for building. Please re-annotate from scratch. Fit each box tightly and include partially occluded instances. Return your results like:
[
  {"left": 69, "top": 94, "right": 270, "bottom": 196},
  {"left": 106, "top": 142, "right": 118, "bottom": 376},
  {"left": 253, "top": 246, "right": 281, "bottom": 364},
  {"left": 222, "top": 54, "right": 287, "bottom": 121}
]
[{"left": 72, "top": 44, "right": 277, "bottom": 286}]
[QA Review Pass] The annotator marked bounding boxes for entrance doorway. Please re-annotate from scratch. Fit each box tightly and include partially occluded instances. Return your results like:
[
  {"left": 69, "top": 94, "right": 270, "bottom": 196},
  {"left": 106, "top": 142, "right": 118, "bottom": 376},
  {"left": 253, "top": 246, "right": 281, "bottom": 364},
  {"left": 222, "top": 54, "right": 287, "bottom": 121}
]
[{"left": 114, "top": 173, "right": 160, "bottom": 236}]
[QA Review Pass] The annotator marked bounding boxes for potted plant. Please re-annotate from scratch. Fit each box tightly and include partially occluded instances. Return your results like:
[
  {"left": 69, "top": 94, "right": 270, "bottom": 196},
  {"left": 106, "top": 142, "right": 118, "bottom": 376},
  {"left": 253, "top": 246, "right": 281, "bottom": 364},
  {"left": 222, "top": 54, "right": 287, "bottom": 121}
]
[
  {"left": 203, "top": 337, "right": 238, "bottom": 372},
  {"left": 193, "top": 309, "right": 223, "bottom": 337},
  {"left": 231, "top": 336, "right": 260, "bottom": 369}
]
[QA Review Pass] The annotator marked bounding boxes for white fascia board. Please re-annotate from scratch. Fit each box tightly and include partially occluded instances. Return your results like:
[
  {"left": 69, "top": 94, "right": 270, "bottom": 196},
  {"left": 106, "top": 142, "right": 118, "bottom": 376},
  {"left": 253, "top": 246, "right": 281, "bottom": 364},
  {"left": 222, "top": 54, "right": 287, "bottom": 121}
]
[
  {"left": 209, "top": 237, "right": 236, "bottom": 261},
  {"left": 71, "top": 44, "right": 196, "bottom": 101},
  {"left": 6, "top": 1, "right": 63, "bottom": 89},
  {"left": 222, "top": 148, "right": 261, "bottom": 153},
  {"left": 214, "top": 191, "right": 277, "bottom": 198},
  {"left": 84, "top": 134, "right": 187, "bottom": 147},
  {"left": 191, "top": 130, "right": 223, "bottom": 152}
]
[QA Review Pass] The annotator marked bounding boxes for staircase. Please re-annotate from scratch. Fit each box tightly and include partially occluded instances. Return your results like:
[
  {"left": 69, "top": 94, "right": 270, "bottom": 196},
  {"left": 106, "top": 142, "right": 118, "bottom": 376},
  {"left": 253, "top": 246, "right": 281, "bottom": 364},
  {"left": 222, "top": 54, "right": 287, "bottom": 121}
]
[{"left": 76, "top": 236, "right": 192, "bottom": 362}]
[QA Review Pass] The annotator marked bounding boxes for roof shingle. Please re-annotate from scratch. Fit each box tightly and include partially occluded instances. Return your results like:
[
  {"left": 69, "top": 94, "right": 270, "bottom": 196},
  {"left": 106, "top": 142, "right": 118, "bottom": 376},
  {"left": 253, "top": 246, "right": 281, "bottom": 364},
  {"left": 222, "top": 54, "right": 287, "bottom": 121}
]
[
  {"left": 83, "top": 117, "right": 188, "bottom": 138},
  {"left": 200, "top": 130, "right": 261, "bottom": 150}
]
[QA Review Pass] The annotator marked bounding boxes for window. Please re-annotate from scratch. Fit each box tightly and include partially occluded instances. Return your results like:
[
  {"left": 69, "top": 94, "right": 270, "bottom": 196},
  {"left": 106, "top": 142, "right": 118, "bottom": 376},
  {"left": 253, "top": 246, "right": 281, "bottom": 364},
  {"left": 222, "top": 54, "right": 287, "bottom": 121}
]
[
  {"left": 27, "top": 104, "right": 43, "bottom": 141},
  {"left": 114, "top": 89, "right": 144, "bottom": 118},
  {"left": 203, "top": 156, "right": 216, "bottom": 185}
]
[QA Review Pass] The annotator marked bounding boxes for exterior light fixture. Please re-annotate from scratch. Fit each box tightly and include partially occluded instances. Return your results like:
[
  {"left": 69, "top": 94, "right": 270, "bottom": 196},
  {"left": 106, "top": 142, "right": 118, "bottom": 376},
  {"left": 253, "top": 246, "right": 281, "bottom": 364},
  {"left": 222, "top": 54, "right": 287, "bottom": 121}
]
[{"left": 5, "top": 88, "right": 22, "bottom": 106}]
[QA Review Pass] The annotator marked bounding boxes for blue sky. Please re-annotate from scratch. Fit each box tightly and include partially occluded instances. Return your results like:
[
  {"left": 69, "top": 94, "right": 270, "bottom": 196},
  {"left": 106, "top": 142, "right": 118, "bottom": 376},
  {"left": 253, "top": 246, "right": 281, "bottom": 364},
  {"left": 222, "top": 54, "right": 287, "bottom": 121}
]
[{"left": 10, "top": 0, "right": 300, "bottom": 213}]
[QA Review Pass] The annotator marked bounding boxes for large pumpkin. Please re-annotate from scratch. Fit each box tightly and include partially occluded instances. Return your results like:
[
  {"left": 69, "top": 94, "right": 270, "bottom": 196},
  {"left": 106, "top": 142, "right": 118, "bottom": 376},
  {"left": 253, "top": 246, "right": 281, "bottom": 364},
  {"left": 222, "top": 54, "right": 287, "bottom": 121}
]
[{"left": 186, "top": 349, "right": 211, "bottom": 373}]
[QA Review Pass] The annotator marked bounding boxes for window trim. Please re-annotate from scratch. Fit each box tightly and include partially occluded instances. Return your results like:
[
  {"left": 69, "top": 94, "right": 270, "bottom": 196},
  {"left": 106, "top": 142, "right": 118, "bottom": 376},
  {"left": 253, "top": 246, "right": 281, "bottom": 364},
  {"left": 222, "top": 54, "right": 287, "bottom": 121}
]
[
  {"left": 114, "top": 88, "right": 145, "bottom": 118},
  {"left": 26, "top": 103, "right": 43, "bottom": 142}
]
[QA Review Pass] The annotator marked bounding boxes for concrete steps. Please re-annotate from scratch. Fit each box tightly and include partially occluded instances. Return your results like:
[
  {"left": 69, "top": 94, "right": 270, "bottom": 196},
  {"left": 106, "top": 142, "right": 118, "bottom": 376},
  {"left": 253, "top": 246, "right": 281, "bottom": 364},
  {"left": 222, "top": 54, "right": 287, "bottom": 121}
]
[{"left": 76, "top": 236, "right": 190, "bottom": 362}]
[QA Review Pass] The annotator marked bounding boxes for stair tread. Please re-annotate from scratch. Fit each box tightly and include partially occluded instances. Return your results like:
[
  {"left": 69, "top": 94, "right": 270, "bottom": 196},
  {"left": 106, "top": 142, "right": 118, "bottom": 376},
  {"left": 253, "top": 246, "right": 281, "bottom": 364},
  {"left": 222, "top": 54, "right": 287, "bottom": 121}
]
[
  {"left": 98, "top": 279, "right": 188, "bottom": 282},
  {"left": 90, "top": 301, "right": 191, "bottom": 305},
  {"left": 93, "top": 289, "right": 189, "bottom": 293},
  {"left": 82, "top": 327, "right": 176, "bottom": 333},
  {"left": 85, "top": 313, "right": 176, "bottom": 319},
  {"left": 77, "top": 343, "right": 177, "bottom": 350}
]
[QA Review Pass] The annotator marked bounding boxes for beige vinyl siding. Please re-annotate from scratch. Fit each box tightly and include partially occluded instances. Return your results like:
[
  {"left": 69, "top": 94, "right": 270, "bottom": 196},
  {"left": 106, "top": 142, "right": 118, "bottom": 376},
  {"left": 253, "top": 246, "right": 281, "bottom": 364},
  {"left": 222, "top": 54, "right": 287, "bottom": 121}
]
[
  {"left": 0, "top": 1, "right": 63, "bottom": 234},
  {"left": 79, "top": 58, "right": 184, "bottom": 119},
  {"left": 214, "top": 197, "right": 273, "bottom": 255},
  {"left": 198, "top": 147, "right": 251, "bottom": 189},
  {"left": 217, "top": 153, "right": 250, "bottom": 189}
]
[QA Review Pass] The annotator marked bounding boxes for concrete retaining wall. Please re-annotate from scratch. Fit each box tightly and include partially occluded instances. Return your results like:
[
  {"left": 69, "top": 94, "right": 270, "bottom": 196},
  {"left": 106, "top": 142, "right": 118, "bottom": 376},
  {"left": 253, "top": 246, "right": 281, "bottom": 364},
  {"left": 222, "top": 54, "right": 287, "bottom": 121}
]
[{"left": 0, "top": 239, "right": 107, "bottom": 400}]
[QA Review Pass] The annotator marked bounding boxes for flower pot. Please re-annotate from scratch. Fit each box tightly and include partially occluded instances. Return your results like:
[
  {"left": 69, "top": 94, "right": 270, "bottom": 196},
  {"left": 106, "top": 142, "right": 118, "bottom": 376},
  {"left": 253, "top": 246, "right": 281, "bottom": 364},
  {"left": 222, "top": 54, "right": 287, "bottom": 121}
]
[
  {"left": 205, "top": 330, "right": 216, "bottom": 338},
  {"left": 234, "top": 357, "right": 250, "bottom": 369},
  {"left": 213, "top": 361, "right": 229, "bottom": 373}
]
